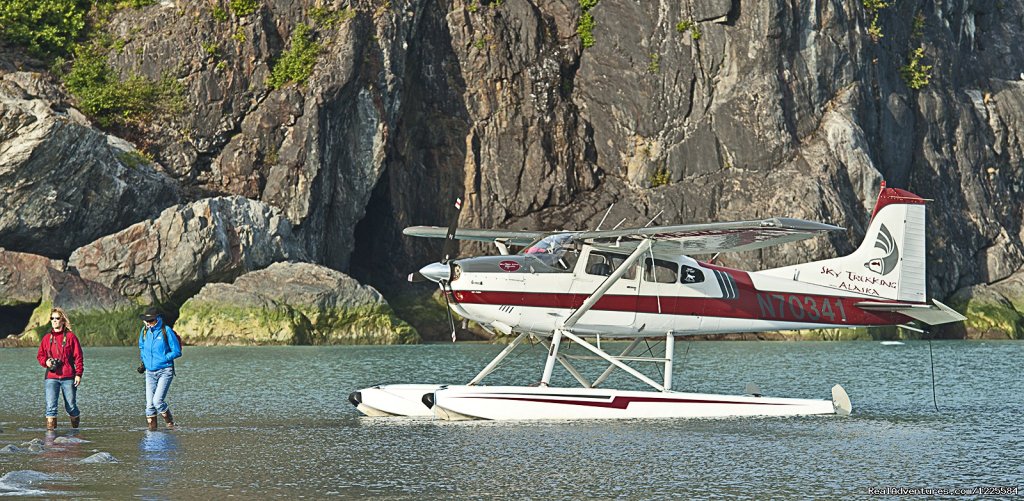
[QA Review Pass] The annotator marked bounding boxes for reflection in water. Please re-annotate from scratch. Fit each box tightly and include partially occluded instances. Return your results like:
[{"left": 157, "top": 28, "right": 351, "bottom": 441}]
[
  {"left": 139, "top": 431, "right": 180, "bottom": 465},
  {"left": 137, "top": 431, "right": 180, "bottom": 500}
]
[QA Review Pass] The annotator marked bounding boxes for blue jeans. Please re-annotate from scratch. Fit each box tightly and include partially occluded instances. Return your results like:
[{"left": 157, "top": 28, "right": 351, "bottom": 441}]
[
  {"left": 145, "top": 367, "right": 175, "bottom": 417},
  {"left": 45, "top": 378, "right": 79, "bottom": 418}
]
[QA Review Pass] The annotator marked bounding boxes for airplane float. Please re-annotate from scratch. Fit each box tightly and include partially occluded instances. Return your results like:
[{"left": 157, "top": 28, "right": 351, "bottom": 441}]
[{"left": 349, "top": 184, "right": 965, "bottom": 421}]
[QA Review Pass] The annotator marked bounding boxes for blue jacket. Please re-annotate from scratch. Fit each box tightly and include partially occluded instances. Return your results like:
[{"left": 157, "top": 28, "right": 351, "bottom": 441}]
[{"left": 139, "top": 317, "right": 182, "bottom": 371}]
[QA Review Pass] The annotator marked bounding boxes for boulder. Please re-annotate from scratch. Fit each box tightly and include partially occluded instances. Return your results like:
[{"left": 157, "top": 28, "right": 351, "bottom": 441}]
[
  {"left": 948, "top": 274, "right": 1024, "bottom": 339},
  {"left": 68, "top": 196, "right": 306, "bottom": 306},
  {"left": 0, "top": 248, "right": 63, "bottom": 306},
  {"left": 0, "top": 71, "right": 180, "bottom": 258},
  {"left": 176, "top": 262, "right": 417, "bottom": 345},
  {"left": 79, "top": 452, "right": 118, "bottom": 464}
]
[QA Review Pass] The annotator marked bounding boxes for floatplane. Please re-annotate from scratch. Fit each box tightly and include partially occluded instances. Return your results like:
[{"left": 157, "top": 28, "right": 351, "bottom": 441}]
[{"left": 350, "top": 184, "right": 965, "bottom": 420}]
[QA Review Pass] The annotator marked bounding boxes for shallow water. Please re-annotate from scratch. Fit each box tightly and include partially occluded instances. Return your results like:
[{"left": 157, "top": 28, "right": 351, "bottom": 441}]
[{"left": 1, "top": 341, "right": 1021, "bottom": 498}]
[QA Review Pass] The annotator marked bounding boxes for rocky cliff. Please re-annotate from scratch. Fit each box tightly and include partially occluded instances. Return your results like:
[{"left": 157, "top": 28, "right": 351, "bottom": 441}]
[{"left": 2, "top": 0, "right": 1023, "bottom": 342}]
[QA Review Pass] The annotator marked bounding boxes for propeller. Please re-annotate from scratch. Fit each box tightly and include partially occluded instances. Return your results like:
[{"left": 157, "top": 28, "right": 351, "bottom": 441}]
[
  {"left": 439, "top": 198, "right": 463, "bottom": 341},
  {"left": 407, "top": 197, "right": 462, "bottom": 283},
  {"left": 407, "top": 197, "right": 463, "bottom": 341}
]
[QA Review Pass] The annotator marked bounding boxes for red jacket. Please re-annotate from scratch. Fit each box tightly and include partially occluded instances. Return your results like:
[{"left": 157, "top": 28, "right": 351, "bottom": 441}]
[{"left": 37, "top": 330, "right": 84, "bottom": 379}]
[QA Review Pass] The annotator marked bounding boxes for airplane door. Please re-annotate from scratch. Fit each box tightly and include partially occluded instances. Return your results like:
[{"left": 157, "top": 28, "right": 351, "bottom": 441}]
[{"left": 569, "top": 250, "right": 639, "bottom": 326}]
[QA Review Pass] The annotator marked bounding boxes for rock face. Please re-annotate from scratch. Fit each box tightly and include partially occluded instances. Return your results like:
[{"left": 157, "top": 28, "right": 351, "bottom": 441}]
[
  {"left": 68, "top": 196, "right": 305, "bottom": 307},
  {"left": 175, "top": 262, "right": 417, "bottom": 345},
  {"left": 4, "top": 0, "right": 1024, "bottom": 341},
  {"left": 0, "top": 72, "right": 181, "bottom": 258}
]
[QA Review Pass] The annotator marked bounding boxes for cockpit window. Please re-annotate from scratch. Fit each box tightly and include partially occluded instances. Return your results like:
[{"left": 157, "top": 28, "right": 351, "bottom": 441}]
[
  {"left": 585, "top": 251, "right": 637, "bottom": 280},
  {"left": 643, "top": 258, "right": 678, "bottom": 283},
  {"left": 519, "top": 233, "right": 579, "bottom": 272}
]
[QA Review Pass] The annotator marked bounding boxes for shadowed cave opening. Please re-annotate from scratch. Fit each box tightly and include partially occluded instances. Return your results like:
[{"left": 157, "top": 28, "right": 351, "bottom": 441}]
[
  {"left": 0, "top": 302, "right": 39, "bottom": 338},
  {"left": 348, "top": 168, "right": 402, "bottom": 294}
]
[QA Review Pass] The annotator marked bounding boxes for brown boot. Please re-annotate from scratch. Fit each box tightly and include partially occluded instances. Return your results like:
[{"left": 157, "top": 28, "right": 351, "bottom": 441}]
[
  {"left": 70, "top": 415, "right": 80, "bottom": 428},
  {"left": 146, "top": 416, "right": 157, "bottom": 431},
  {"left": 46, "top": 417, "right": 57, "bottom": 430},
  {"left": 160, "top": 410, "right": 174, "bottom": 429}
]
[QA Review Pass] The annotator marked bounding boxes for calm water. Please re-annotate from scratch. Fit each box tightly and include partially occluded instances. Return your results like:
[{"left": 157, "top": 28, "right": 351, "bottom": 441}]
[{"left": 1, "top": 341, "right": 1021, "bottom": 498}]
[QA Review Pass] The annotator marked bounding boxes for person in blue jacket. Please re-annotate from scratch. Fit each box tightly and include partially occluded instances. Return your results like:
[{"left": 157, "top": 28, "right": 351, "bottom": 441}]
[{"left": 138, "top": 307, "right": 182, "bottom": 431}]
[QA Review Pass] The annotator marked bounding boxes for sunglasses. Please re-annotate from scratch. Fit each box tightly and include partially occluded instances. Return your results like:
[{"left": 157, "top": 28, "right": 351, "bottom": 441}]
[{"left": 50, "top": 316, "right": 62, "bottom": 321}]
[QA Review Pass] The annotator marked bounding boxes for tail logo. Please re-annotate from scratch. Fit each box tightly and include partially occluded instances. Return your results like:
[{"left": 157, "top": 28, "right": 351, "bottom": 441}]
[{"left": 864, "top": 225, "right": 899, "bottom": 275}]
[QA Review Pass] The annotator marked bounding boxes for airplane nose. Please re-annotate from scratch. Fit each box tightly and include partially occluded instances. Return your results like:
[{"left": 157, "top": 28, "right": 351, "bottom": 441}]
[{"left": 419, "top": 262, "right": 451, "bottom": 283}]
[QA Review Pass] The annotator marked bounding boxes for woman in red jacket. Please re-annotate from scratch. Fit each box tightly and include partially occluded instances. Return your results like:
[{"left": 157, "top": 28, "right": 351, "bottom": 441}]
[{"left": 36, "top": 307, "right": 84, "bottom": 431}]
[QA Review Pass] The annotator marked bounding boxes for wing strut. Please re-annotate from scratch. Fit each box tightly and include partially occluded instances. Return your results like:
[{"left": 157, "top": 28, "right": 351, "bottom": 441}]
[
  {"left": 540, "top": 239, "right": 653, "bottom": 387},
  {"left": 561, "top": 238, "right": 653, "bottom": 330}
]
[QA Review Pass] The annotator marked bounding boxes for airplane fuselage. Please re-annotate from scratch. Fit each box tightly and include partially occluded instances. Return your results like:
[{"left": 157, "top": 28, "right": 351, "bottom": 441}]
[{"left": 444, "top": 245, "right": 907, "bottom": 337}]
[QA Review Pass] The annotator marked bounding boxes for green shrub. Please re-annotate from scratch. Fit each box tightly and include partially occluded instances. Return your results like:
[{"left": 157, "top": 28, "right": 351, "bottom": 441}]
[
  {"left": 650, "top": 166, "right": 670, "bottom": 187},
  {"left": 229, "top": 0, "right": 258, "bottom": 17},
  {"left": 267, "top": 23, "right": 321, "bottom": 90},
  {"left": 212, "top": 5, "right": 228, "bottom": 22},
  {"left": 900, "top": 47, "right": 932, "bottom": 90},
  {"left": 675, "top": 20, "right": 693, "bottom": 33},
  {"left": 861, "top": 0, "right": 888, "bottom": 11},
  {"left": 912, "top": 12, "right": 925, "bottom": 39},
  {"left": 62, "top": 43, "right": 184, "bottom": 128},
  {"left": 0, "top": 0, "right": 89, "bottom": 57},
  {"left": 310, "top": 6, "right": 356, "bottom": 29},
  {"left": 647, "top": 53, "right": 660, "bottom": 74},
  {"left": 577, "top": 0, "right": 599, "bottom": 48},
  {"left": 862, "top": 0, "right": 888, "bottom": 42}
]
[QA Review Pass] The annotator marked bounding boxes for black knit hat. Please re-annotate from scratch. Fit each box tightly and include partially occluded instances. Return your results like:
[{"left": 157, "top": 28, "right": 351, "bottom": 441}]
[{"left": 140, "top": 306, "right": 161, "bottom": 322}]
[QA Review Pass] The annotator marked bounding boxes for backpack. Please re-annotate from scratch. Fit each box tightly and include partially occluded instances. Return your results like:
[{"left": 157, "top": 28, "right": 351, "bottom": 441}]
[{"left": 139, "top": 325, "right": 183, "bottom": 357}]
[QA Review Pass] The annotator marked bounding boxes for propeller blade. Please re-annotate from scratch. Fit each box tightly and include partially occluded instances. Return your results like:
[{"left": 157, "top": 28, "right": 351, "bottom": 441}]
[
  {"left": 442, "top": 197, "right": 463, "bottom": 263},
  {"left": 407, "top": 272, "right": 428, "bottom": 283},
  {"left": 439, "top": 281, "right": 457, "bottom": 342}
]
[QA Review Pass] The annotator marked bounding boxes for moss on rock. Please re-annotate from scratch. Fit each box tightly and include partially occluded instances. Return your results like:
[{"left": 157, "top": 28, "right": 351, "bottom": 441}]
[
  {"left": 948, "top": 292, "right": 1021, "bottom": 340},
  {"left": 23, "top": 300, "right": 142, "bottom": 346},
  {"left": 177, "top": 299, "right": 417, "bottom": 345}
]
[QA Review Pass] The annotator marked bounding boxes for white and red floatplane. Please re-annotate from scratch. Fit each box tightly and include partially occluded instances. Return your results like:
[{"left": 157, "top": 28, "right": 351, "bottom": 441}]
[{"left": 349, "top": 184, "right": 964, "bottom": 421}]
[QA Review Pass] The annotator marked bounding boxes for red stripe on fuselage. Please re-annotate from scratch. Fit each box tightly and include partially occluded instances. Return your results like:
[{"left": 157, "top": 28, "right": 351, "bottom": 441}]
[{"left": 450, "top": 267, "right": 908, "bottom": 325}]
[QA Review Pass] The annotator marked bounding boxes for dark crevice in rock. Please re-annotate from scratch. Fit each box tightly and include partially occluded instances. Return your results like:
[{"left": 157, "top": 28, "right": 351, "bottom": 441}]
[
  {"left": 349, "top": 167, "right": 396, "bottom": 290},
  {"left": 0, "top": 302, "right": 38, "bottom": 337}
]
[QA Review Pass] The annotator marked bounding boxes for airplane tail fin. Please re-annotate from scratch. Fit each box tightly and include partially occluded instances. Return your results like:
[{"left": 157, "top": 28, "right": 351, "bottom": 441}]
[{"left": 763, "top": 183, "right": 929, "bottom": 303}]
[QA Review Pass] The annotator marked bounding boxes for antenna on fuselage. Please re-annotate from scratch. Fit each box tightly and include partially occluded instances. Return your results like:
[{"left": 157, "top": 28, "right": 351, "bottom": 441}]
[
  {"left": 643, "top": 210, "right": 664, "bottom": 228},
  {"left": 595, "top": 203, "right": 615, "bottom": 231}
]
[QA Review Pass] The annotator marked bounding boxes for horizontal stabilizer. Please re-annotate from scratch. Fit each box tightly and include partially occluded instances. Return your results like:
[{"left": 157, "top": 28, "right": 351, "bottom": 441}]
[{"left": 855, "top": 299, "right": 967, "bottom": 325}]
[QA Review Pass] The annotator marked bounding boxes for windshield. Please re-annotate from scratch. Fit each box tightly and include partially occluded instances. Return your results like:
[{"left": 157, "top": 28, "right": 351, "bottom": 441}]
[{"left": 519, "top": 233, "right": 579, "bottom": 271}]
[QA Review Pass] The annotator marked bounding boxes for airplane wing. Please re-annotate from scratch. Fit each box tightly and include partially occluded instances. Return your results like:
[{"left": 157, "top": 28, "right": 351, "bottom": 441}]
[
  {"left": 577, "top": 218, "right": 843, "bottom": 254},
  {"left": 403, "top": 226, "right": 546, "bottom": 246}
]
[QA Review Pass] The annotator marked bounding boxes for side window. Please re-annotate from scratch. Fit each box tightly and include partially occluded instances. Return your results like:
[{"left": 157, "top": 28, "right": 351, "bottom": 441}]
[
  {"left": 585, "top": 252, "right": 637, "bottom": 280},
  {"left": 643, "top": 258, "right": 678, "bottom": 283},
  {"left": 680, "top": 265, "right": 705, "bottom": 284}
]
